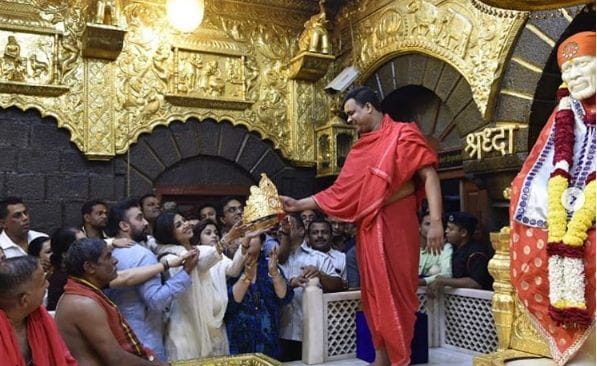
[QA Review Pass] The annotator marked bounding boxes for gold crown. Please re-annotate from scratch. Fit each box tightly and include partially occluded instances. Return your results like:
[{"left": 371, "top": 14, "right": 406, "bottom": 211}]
[{"left": 242, "top": 173, "right": 285, "bottom": 231}]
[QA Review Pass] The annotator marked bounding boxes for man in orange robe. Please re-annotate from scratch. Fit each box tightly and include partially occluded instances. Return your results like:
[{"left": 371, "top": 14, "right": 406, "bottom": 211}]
[
  {"left": 281, "top": 86, "right": 444, "bottom": 366},
  {"left": 55, "top": 238, "right": 164, "bottom": 365},
  {"left": 0, "top": 256, "right": 77, "bottom": 366},
  {"left": 510, "top": 32, "right": 595, "bottom": 365}
]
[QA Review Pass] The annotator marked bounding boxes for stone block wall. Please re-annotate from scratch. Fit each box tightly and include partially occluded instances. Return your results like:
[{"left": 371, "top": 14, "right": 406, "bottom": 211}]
[
  {"left": 0, "top": 107, "right": 315, "bottom": 234},
  {"left": 0, "top": 107, "right": 121, "bottom": 234}
]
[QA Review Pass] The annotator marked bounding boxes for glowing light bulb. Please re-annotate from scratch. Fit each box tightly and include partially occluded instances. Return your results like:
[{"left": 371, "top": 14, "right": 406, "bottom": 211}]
[{"left": 166, "top": 0, "right": 204, "bottom": 33}]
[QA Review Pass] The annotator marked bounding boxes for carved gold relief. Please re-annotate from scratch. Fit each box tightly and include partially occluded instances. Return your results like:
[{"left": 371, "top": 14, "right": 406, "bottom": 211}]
[
  {"left": 287, "top": 75, "right": 335, "bottom": 167},
  {"left": 0, "top": 0, "right": 328, "bottom": 163},
  {"left": 165, "top": 27, "right": 254, "bottom": 110},
  {"left": 93, "top": 0, "right": 121, "bottom": 25},
  {"left": 85, "top": 58, "right": 115, "bottom": 158},
  {"left": 0, "top": 0, "right": 67, "bottom": 96},
  {"left": 510, "top": 296, "right": 551, "bottom": 357},
  {"left": 339, "top": 0, "right": 528, "bottom": 119}
]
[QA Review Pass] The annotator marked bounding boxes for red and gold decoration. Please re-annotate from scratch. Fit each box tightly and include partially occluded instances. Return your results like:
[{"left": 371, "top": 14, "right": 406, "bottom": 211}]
[{"left": 506, "top": 31, "right": 596, "bottom": 365}]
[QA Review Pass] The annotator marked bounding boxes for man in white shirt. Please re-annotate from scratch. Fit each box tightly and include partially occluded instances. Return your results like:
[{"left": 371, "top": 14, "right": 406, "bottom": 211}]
[
  {"left": 309, "top": 218, "right": 346, "bottom": 280},
  {"left": 278, "top": 214, "right": 345, "bottom": 361},
  {"left": 0, "top": 197, "right": 46, "bottom": 258}
]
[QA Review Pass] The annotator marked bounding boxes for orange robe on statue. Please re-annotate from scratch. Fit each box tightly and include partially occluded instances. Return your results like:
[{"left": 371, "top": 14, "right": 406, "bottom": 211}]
[{"left": 313, "top": 115, "right": 437, "bottom": 366}]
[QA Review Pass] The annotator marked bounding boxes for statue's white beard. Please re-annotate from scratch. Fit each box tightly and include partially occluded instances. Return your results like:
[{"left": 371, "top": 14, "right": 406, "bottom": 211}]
[{"left": 569, "top": 87, "right": 596, "bottom": 101}]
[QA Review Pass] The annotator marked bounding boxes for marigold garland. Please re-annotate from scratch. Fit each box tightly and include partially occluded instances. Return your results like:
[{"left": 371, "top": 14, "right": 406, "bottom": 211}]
[
  {"left": 546, "top": 95, "right": 596, "bottom": 327},
  {"left": 562, "top": 180, "right": 596, "bottom": 246},
  {"left": 547, "top": 175, "right": 569, "bottom": 243}
]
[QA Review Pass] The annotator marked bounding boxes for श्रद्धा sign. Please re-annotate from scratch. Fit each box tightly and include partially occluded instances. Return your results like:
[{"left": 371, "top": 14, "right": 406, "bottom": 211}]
[{"left": 464, "top": 125, "right": 518, "bottom": 160}]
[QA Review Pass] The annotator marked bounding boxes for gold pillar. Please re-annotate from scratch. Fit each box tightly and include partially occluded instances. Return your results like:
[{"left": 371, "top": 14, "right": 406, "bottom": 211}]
[
  {"left": 489, "top": 226, "right": 515, "bottom": 351},
  {"left": 84, "top": 59, "right": 116, "bottom": 159}
]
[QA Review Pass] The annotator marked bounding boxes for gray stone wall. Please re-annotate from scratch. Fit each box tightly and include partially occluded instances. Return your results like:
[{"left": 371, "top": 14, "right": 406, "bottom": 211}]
[
  {"left": 0, "top": 107, "right": 315, "bottom": 234},
  {"left": 0, "top": 107, "right": 122, "bottom": 234}
]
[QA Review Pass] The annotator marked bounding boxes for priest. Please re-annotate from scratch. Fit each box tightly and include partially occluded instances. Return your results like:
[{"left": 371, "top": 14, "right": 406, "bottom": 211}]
[{"left": 281, "top": 86, "right": 443, "bottom": 366}]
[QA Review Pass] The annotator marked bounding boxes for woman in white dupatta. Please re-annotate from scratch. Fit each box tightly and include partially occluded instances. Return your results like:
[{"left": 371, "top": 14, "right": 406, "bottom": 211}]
[{"left": 154, "top": 212, "right": 247, "bottom": 361}]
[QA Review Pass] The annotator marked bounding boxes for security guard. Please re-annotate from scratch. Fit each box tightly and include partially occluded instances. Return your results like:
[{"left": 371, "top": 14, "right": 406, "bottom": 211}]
[{"left": 427, "top": 212, "right": 494, "bottom": 297}]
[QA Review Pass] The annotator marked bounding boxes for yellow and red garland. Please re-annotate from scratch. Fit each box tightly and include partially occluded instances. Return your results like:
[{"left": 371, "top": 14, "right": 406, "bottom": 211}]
[{"left": 546, "top": 89, "right": 596, "bottom": 328}]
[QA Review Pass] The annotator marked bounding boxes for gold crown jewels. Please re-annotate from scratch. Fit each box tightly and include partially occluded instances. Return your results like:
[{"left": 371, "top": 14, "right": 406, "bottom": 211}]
[{"left": 242, "top": 173, "right": 285, "bottom": 231}]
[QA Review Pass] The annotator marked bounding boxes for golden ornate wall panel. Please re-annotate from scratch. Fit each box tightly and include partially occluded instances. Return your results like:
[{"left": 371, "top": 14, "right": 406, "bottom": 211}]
[
  {"left": 0, "top": 0, "right": 333, "bottom": 164},
  {"left": 0, "top": 0, "right": 540, "bottom": 163},
  {"left": 85, "top": 59, "right": 115, "bottom": 157},
  {"left": 0, "top": 0, "right": 67, "bottom": 96},
  {"left": 336, "top": 0, "right": 530, "bottom": 119}
]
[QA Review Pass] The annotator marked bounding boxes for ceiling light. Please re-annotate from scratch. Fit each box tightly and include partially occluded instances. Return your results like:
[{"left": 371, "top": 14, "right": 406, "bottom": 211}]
[{"left": 166, "top": 0, "right": 204, "bottom": 33}]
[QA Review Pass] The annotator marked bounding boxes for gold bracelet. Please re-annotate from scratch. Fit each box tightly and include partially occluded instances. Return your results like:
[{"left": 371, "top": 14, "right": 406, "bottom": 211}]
[{"left": 240, "top": 274, "right": 252, "bottom": 284}]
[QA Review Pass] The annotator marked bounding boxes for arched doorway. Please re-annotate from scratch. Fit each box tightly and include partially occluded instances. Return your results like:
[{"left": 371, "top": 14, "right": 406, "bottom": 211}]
[
  {"left": 126, "top": 118, "right": 316, "bottom": 217},
  {"left": 382, "top": 85, "right": 463, "bottom": 213},
  {"left": 363, "top": 53, "right": 488, "bottom": 224}
]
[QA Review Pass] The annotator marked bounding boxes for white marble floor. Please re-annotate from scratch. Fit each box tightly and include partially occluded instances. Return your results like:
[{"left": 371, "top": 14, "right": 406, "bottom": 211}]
[{"left": 284, "top": 347, "right": 474, "bottom": 366}]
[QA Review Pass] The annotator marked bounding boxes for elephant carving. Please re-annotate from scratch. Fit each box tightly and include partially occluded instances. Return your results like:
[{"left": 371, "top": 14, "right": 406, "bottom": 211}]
[
  {"left": 437, "top": 8, "right": 472, "bottom": 56},
  {"left": 298, "top": 0, "right": 330, "bottom": 54},
  {"left": 407, "top": 0, "right": 438, "bottom": 37}
]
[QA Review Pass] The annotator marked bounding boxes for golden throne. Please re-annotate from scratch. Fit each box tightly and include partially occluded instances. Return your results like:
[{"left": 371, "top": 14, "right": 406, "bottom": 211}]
[
  {"left": 473, "top": 187, "right": 552, "bottom": 365},
  {"left": 474, "top": 223, "right": 552, "bottom": 365}
]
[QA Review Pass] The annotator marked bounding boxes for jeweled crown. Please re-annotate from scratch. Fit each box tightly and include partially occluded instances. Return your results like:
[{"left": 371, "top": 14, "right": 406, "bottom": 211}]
[{"left": 242, "top": 173, "right": 285, "bottom": 230}]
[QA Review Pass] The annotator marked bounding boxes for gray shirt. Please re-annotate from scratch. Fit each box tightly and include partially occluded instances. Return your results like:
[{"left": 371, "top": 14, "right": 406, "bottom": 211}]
[{"left": 104, "top": 244, "right": 191, "bottom": 361}]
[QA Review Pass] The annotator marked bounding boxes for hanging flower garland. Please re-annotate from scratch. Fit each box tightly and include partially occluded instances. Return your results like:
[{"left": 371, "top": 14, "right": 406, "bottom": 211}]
[{"left": 546, "top": 91, "right": 596, "bottom": 328}]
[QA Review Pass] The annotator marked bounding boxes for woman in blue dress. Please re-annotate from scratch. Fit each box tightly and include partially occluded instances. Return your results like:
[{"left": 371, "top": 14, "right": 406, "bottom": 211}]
[{"left": 225, "top": 234, "right": 293, "bottom": 359}]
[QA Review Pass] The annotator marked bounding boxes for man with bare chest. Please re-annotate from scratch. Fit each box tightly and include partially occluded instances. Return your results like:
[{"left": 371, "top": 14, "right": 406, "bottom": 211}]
[
  {"left": 0, "top": 256, "right": 76, "bottom": 365},
  {"left": 55, "top": 238, "right": 168, "bottom": 366}
]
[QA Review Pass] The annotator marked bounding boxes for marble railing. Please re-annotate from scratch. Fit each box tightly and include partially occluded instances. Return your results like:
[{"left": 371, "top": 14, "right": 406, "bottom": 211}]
[{"left": 302, "top": 284, "right": 498, "bottom": 364}]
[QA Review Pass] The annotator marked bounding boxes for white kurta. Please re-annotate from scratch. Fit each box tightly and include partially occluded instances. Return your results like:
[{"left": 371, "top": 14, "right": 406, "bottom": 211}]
[{"left": 156, "top": 244, "right": 246, "bottom": 361}]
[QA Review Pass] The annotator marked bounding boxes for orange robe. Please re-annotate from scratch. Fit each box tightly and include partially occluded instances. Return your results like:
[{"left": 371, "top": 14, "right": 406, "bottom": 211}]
[
  {"left": 63, "top": 277, "right": 154, "bottom": 360},
  {"left": 0, "top": 307, "right": 77, "bottom": 366},
  {"left": 313, "top": 115, "right": 437, "bottom": 365},
  {"left": 510, "top": 108, "right": 595, "bottom": 365}
]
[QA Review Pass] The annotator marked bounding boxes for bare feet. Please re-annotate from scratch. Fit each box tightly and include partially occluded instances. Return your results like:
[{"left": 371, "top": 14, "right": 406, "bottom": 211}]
[{"left": 369, "top": 347, "right": 391, "bottom": 366}]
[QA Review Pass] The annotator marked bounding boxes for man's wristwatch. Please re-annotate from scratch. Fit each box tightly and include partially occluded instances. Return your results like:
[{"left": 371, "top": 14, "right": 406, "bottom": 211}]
[{"left": 160, "top": 259, "right": 170, "bottom": 272}]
